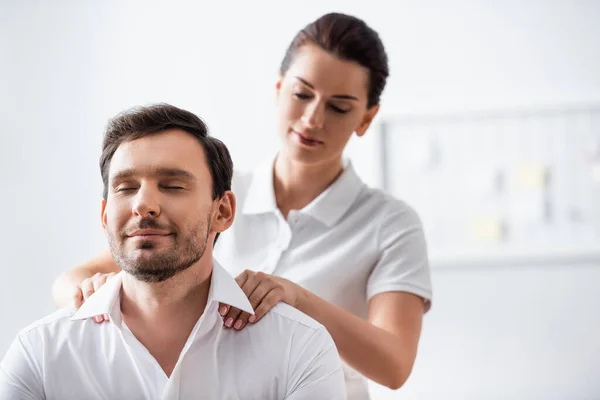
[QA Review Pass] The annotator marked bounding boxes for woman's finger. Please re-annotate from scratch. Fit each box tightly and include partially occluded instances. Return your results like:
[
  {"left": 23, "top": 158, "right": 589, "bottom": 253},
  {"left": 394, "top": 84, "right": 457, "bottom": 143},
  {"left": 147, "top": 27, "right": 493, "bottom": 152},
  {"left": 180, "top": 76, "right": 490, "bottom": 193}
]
[
  {"left": 234, "top": 270, "right": 250, "bottom": 288},
  {"left": 218, "top": 303, "right": 230, "bottom": 317},
  {"left": 224, "top": 272, "right": 261, "bottom": 327},
  {"left": 92, "top": 274, "right": 109, "bottom": 292},
  {"left": 223, "top": 306, "right": 243, "bottom": 328},
  {"left": 79, "top": 274, "right": 115, "bottom": 324},
  {"left": 233, "top": 311, "right": 252, "bottom": 330},
  {"left": 250, "top": 289, "right": 284, "bottom": 324},
  {"left": 80, "top": 280, "right": 95, "bottom": 301},
  {"left": 72, "top": 288, "right": 84, "bottom": 310},
  {"left": 231, "top": 281, "right": 275, "bottom": 330},
  {"left": 247, "top": 279, "right": 278, "bottom": 310},
  {"left": 238, "top": 271, "right": 262, "bottom": 298}
]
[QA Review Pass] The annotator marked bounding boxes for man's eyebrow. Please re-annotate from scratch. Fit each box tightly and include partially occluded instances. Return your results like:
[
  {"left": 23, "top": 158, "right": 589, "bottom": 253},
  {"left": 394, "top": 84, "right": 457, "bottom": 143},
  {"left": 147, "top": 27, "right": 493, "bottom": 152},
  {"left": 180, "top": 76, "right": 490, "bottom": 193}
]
[
  {"left": 294, "top": 76, "right": 359, "bottom": 101},
  {"left": 155, "top": 168, "right": 197, "bottom": 180},
  {"left": 111, "top": 168, "right": 197, "bottom": 183}
]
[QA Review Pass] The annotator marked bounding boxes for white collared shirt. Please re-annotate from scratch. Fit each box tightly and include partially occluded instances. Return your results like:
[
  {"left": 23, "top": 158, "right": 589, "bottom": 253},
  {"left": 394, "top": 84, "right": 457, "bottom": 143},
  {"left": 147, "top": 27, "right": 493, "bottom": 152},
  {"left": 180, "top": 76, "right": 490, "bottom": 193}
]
[
  {"left": 0, "top": 261, "right": 346, "bottom": 400},
  {"left": 214, "top": 157, "right": 433, "bottom": 400}
]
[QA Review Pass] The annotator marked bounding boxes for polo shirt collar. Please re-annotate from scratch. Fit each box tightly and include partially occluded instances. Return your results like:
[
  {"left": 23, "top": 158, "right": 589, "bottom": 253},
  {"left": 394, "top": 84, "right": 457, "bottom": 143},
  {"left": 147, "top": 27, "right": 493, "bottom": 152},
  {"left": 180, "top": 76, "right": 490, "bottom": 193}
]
[{"left": 242, "top": 154, "right": 364, "bottom": 227}]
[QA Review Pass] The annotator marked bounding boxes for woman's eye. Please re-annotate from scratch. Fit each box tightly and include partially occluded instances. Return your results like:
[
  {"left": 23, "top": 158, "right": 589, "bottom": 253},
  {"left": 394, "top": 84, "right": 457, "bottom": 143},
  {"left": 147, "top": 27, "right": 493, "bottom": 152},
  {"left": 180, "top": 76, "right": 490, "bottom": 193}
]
[
  {"left": 330, "top": 104, "right": 349, "bottom": 114},
  {"left": 163, "top": 186, "right": 184, "bottom": 190},
  {"left": 293, "top": 93, "right": 311, "bottom": 100}
]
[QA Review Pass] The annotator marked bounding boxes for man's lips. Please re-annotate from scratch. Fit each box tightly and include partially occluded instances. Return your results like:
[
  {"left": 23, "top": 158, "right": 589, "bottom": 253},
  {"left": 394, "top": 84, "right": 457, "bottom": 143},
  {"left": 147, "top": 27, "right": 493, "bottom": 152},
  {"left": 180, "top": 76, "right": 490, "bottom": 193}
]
[{"left": 127, "top": 229, "right": 171, "bottom": 238}]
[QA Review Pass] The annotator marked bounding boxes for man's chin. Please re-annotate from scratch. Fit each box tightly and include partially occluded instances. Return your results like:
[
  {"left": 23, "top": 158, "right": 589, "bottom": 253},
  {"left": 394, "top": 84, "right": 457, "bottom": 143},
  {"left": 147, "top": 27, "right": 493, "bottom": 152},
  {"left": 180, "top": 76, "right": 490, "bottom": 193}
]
[
  {"left": 128, "top": 247, "right": 171, "bottom": 259},
  {"left": 113, "top": 239, "right": 205, "bottom": 284},
  {"left": 123, "top": 265, "right": 181, "bottom": 283},
  {"left": 119, "top": 251, "right": 182, "bottom": 283}
]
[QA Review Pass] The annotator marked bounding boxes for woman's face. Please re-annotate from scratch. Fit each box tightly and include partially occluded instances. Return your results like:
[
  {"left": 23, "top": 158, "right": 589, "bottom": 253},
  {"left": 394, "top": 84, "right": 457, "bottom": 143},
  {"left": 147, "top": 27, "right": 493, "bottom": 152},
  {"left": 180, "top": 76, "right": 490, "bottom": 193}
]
[{"left": 275, "top": 43, "right": 379, "bottom": 166}]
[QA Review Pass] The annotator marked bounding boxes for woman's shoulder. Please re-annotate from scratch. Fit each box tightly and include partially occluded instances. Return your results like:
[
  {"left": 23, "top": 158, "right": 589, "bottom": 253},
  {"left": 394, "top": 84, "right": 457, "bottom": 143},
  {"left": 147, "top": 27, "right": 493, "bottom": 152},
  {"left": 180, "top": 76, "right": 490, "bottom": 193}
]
[
  {"left": 230, "top": 167, "right": 257, "bottom": 202},
  {"left": 230, "top": 157, "right": 275, "bottom": 209},
  {"left": 231, "top": 168, "right": 252, "bottom": 193},
  {"left": 355, "top": 185, "right": 423, "bottom": 225}
]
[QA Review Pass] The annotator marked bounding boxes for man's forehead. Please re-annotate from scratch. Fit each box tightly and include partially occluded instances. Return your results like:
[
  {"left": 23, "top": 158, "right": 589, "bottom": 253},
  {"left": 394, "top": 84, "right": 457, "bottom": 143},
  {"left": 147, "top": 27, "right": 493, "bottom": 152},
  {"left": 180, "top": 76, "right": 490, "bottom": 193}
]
[
  {"left": 110, "top": 166, "right": 198, "bottom": 181},
  {"left": 109, "top": 132, "right": 208, "bottom": 179},
  {"left": 113, "top": 132, "right": 204, "bottom": 158}
]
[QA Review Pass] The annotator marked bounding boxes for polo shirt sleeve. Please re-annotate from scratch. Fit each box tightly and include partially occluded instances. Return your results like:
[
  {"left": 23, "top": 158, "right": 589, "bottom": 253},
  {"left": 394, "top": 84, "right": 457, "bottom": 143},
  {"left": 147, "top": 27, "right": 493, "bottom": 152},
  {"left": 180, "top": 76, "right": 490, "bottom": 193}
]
[
  {"left": 284, "top": 326, "right": 346, "bottom": 399},
  {"left": 0, "top": 332, "right": 45, "bottom": 400},
  {"left": 367, "top": 206, "right": 433, "bottom": 310}
]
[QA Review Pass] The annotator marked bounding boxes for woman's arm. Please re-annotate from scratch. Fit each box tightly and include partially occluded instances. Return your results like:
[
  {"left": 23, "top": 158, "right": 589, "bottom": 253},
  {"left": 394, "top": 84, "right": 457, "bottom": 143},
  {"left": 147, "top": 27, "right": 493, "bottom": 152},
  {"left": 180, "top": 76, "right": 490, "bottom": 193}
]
[
  {"left": 220, "top": 209, "right": 429, "bottom": 389},
  {"left": 220, "top": 271, "right": 424, "bottom": 390},
  {"left": 52, "top": 248, "right": 120, "bottom": 309},
  {"left": 296, "top": 287, "right": 424, "bottom": 390}
]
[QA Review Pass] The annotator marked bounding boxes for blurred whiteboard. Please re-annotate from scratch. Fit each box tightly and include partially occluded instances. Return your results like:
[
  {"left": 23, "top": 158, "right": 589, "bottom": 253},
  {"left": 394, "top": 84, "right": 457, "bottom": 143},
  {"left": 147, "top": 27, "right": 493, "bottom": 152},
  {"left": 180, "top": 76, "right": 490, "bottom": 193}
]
[{"left": 379, "top": 105, "right": 600, "bottom": 268}]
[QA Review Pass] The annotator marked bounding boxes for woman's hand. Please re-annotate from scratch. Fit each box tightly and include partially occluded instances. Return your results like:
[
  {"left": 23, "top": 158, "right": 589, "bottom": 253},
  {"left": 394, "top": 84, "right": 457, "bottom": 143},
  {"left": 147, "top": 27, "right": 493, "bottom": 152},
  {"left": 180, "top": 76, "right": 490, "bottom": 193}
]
[
  {"left": 72, "top": 272, "right": 117, "bottom": 323},
  {"left": 219, "top": 270, "right": 302, "bottom": 331}
]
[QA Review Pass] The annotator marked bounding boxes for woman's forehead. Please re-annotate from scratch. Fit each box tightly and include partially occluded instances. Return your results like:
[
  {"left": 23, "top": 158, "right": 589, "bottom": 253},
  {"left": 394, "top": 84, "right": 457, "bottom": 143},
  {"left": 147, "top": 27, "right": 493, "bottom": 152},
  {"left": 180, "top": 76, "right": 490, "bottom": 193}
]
[{"left": 285, "top": 44, "right": 369, "bottom": 97}]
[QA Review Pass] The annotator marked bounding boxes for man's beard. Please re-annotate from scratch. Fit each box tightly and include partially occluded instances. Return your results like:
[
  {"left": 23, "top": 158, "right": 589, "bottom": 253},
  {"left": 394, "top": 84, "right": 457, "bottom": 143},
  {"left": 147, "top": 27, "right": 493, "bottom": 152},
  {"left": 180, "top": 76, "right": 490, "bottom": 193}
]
[{"left": 108, "top": 215, "right": 211, "bottom": 283}]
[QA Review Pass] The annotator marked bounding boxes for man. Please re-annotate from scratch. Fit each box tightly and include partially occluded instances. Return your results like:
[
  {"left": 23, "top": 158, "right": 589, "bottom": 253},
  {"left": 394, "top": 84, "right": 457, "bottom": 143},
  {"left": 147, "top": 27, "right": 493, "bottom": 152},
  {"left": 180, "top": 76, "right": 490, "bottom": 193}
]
[{"left": 0, "top": 104, "right": 346, "bottom": 399}]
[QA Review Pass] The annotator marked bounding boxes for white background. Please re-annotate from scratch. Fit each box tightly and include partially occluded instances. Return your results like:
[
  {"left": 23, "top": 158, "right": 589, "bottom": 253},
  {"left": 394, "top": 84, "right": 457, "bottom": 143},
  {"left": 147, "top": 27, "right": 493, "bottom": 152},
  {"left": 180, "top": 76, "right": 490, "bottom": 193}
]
[{"left": 2, "top": 1, "right": 600, "bottom": 398}]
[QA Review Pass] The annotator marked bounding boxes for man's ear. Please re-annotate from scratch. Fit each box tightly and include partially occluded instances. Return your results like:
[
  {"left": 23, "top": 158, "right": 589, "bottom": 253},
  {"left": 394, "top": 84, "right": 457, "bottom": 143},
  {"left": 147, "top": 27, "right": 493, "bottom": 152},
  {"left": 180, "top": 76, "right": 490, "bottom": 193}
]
[
  {"left": 212, "top": 191, "right": 236, "bottom": 234},
  {"left": 101, "top": 199, "right": 108, "bottom": 231},
  {"left": 355, "top": 104, "right": 380, "bottom": 137}
]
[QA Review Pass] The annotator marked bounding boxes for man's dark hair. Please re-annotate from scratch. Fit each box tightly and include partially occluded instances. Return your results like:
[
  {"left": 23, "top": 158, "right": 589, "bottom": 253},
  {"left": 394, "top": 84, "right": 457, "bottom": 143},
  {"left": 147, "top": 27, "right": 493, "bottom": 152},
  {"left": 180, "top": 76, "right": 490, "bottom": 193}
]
[{"left": 100, "top": 103, "right": 233, "bottom": 201}]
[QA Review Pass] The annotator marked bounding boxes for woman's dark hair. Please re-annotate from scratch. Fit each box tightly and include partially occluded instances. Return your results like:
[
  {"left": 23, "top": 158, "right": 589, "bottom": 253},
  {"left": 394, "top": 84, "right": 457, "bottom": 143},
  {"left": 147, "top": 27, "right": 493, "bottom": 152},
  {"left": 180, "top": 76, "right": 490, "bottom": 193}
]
[{"left": 279, "top": 12, "right": 389, "bottom": 108}]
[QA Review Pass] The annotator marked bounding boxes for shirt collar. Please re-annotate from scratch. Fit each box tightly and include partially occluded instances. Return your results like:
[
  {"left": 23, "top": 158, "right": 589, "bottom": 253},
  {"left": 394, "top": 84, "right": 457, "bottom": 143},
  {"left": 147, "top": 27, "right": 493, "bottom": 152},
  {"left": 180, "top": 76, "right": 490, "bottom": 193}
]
[
  {"left": 242, "top": 154, "right": 365, "bottom": 227},
  {"left": 301, "top": 160, "right": 364, "bottom": 227},
  {"left": 207, "top": 259, "right": 254, "bottom": 315},
  {"left": 241, "top": 156, "right": 278, "bottom": 215},
  {"left": 71, "top": 258, "right": 254, "bottom": 324},
  {"left": 70, "top": 271, "right": 123, "bottom": 324}
]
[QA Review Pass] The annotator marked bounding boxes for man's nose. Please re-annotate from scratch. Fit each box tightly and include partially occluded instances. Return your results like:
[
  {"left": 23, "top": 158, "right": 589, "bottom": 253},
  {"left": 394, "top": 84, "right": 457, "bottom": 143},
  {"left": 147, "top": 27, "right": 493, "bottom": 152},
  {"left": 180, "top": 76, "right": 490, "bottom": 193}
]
[{"left": 131, "top": 186, "right": 161, "bottom": 218}]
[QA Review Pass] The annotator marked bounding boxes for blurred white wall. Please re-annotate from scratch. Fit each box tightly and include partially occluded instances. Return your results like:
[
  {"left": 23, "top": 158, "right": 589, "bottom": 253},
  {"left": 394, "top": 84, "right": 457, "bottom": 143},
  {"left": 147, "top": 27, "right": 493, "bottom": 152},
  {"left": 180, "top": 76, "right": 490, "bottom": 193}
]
[{"left": 1, "top": 1, "right": 599, "bottom": 399}]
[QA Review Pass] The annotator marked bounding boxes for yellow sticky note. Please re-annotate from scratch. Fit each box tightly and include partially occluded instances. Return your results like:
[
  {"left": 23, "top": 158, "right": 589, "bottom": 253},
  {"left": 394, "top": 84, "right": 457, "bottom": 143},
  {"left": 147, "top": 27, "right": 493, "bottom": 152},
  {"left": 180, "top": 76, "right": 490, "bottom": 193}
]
[
  {"left": 515, "top": 164, "right": 548, "bottom": 188},
  {"left": 471, "top": 217, "right": 504, "bottom": 242}
]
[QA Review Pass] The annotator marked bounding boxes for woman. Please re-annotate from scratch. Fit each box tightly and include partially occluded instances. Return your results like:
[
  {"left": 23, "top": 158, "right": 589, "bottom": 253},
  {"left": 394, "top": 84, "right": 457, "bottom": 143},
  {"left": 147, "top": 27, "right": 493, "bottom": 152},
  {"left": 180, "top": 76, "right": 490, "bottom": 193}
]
[{"left": 53, "top": 12, "right": 432, "bottom": 399}]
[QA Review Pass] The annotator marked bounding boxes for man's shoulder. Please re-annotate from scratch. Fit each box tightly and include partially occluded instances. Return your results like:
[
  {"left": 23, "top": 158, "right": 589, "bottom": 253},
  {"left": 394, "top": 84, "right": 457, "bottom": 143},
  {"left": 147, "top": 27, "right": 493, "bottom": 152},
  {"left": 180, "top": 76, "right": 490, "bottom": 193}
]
[
  {"left": 16, "top": 308, "right": 103, "bottom": 345},
  {"left": 248, "top": 304, "right": 345, "bottom": 397},
  {"left": 254, "top": 303, "right": 335, "bottom": 350},
  {"left": 234, "top": 303, "right": 336, "bottom": 366},
  {"left": 267, "top": 303, "right": 324, "bottom": 332},
  {"left": 19, "top": 308, "right": 75, "bottom": 336}
]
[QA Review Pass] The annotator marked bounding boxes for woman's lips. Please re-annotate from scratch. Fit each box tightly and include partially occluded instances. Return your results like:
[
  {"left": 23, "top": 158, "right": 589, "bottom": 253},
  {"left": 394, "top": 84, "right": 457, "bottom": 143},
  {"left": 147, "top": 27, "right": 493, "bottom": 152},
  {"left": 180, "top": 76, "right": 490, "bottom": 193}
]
[{"left": 292, "top": 130, "right": 323, "bottom": 146}]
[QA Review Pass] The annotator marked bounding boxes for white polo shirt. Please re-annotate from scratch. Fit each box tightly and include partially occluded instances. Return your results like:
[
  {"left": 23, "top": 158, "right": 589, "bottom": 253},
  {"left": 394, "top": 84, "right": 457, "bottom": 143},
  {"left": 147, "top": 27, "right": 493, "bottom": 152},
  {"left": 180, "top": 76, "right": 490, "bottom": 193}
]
[
  {"left": 214, "top": 157, "right": 433, "bottom": 400},
  {"left": 0, "top": 261, "right": 346, "bottom": 400}
]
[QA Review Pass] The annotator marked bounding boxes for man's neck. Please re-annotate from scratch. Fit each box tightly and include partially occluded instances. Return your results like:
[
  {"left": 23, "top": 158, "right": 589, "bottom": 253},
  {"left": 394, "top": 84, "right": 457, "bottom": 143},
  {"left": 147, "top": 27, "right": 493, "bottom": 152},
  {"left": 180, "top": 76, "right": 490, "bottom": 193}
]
[
  {"left": 274, "top": 152, "right": 344, "bottom": 219},
  {"left": 120, "top": 264, "right": 211, "bottom": 322},
  {"left": 119, "top": 253, "right": 213, "bottom": 377}
]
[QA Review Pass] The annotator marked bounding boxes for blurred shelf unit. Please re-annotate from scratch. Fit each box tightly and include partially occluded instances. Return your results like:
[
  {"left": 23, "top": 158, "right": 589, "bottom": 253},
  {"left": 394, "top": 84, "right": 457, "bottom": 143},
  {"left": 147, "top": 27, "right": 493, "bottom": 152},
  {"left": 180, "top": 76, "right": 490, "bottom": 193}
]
[{"left": 379, "top": 104, "right": 600, "bottom": 269}]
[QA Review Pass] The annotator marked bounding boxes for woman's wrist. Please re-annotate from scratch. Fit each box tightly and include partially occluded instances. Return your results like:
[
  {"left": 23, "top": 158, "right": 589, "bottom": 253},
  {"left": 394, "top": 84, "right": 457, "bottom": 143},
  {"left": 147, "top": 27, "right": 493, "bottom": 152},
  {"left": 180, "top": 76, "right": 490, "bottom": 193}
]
[{"left": 292, "top": 281, "right": 311, "bottom": 312}]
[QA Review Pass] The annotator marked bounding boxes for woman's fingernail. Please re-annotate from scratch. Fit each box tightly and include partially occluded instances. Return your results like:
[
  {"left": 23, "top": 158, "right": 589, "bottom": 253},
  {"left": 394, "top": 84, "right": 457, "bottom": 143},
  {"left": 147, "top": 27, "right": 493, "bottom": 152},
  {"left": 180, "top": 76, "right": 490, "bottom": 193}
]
[
  {"left": 104, "top": 314, "right": 110, "bottom": 321},
  {"left": 249, "top": 315, "right": 256, "bottom": 323},
  {"left": 219, "top": 306, "right": 228, "bottom": 316},
  {"left": 225, "top": 317, "right": 234, "bottom": 328},
  {"left": 94, "top": 316, "right": 101, "bottom": 323},
  {"left": 234, "top": 319, "right": 243, "bottom": 330}
]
